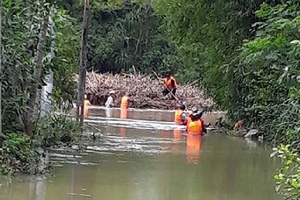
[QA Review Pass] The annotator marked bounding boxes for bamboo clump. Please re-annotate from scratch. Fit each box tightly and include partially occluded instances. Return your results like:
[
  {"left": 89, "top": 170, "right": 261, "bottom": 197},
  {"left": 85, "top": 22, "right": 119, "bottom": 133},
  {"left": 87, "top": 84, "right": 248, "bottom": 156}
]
[{"left": 74, "top": 72, "right": 214, "bottom": 110}]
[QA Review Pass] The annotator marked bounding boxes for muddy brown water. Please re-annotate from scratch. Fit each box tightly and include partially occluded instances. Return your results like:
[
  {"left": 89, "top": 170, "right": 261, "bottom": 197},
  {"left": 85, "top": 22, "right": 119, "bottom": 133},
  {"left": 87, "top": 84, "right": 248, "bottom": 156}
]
[{"left": 0, "top": 107, "right": 281, "bottom": 200}]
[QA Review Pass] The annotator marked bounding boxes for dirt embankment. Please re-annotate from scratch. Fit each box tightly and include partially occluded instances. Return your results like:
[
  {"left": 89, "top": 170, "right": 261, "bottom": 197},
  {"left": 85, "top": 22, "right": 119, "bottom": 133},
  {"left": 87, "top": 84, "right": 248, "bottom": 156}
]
[{"left": 74, "top": 72, "right": 215, "bottom": 110}]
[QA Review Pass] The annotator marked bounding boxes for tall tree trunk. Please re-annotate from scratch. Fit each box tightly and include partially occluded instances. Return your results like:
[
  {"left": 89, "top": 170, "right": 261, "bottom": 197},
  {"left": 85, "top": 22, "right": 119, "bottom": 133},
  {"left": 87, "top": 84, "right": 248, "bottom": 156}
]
[
  {"left": 76, "top": 0, "right": 90, "bottom": 128},
  {"left": 0, "top": 0, "right": 2, "bottom": 144},
  {"left": 41, "top": 7, "right": 56, "bottom": 117},
  {"left": 25, "top": 8, "right": 51, "bottom": 136}
]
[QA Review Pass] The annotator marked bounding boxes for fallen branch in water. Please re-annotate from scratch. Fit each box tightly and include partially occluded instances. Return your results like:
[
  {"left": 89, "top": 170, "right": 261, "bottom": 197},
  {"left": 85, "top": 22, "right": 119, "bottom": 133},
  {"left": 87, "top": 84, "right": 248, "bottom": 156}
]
[{"left": 74, "top": 72, "right": 215, "bottom": 110}]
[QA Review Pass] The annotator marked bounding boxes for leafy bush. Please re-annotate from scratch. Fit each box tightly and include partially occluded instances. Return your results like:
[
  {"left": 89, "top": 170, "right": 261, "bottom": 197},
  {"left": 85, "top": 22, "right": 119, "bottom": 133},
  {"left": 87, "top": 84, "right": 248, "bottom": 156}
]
[
  {"left": 34, "top": 114, "right": 79, "bottom": 147},
  {"left": 0, "top": 133, "right": 37, "bottom": 175},
  {"left": 273, "top": 144, "right": 300, "bottom": 200}
]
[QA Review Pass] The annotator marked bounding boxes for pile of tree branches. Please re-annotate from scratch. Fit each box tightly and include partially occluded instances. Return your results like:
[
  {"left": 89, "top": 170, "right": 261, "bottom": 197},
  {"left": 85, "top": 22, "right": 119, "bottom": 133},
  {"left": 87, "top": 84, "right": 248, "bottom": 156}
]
[{"left": 74, "top": 72, "right": 214, "bottom": 110}]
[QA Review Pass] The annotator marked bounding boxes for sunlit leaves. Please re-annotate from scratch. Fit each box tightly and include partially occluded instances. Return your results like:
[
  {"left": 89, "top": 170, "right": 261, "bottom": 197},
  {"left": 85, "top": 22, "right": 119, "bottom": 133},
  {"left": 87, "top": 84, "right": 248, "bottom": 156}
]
[{"left": 273, "top": 145, "right": 300, "bottom": 200}]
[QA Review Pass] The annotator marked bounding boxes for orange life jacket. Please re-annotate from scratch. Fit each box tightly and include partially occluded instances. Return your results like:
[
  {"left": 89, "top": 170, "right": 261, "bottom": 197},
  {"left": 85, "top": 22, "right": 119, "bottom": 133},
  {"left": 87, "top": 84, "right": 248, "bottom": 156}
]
[
  {"left": 186, "top": 114, "right": 192, "bottom": 127},
  {"left": 187, "top": 120, "right": 203, "bottom": 135},
  {"left": 83, "top": 99, "right": 91, "bottom": 117},
  {"left": 121, "top": 95, "right": 129, "bottom": 109},
  {"left": 84, "top": 99, "right": 90, "bottom": 107},
  {"left": 174, "top": 110, "right": 184, "bottom": 124},
  {"left": 164, "top": 76, "right": 177, "bottom": 90}
]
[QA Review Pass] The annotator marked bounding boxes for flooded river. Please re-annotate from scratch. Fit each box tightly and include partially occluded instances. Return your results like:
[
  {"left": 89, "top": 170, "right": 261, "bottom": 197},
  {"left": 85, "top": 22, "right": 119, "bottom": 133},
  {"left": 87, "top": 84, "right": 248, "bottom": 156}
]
[{"left": 0, "top": 107, "right": 281, "bottom": 200}]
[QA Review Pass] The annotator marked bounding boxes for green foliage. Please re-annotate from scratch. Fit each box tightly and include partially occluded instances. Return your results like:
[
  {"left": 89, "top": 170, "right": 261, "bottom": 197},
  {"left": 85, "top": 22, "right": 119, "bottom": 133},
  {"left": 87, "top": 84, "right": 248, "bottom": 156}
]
[
  {"left": 50, "top": 8, "right": 80, "bottom": 106},
  {"left": 154, "top": 0, "right": 300, "bottom": 144},
  {"left": 0, "top": 133, "right": 37, "bottom": 175},
  {"left": 232, "top": 1, "right": 300, "bottom": 143},
  {"left": 154, "top": 0, "right": 257, "bottom": 108},
  {"left": 66, "top": 1, "right": 180, "bottom": 76},
  {"left": 1, "top": 0, "right": 80, "bottom": 174},
  {"left": 34, "top": 114, "right": 79, "bottom": 147},
  {"left": 2, "top": 0, "right": 79, "bottom": 134},
  {"left": 272, "top": 144, "right": 300, "bottom": 200}
]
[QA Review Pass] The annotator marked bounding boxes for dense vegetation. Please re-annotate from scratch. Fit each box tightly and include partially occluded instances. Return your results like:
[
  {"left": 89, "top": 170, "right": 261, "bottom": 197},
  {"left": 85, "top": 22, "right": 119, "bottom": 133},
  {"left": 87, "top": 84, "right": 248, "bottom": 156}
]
[
  {"left": 154, "top": 0, "right": 300, "bottom": 198},
  {"left": 0, "top": 0, "right": 80, "bottom": 174},
  {"left": 155, "top": 0, "right": 300, "bottom": 146}
]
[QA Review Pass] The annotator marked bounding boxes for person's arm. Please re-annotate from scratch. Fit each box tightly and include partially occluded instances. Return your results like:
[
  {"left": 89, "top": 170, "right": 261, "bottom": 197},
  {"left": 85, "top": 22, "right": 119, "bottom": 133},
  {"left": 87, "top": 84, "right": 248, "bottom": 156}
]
[
  {"left": 181, "top": 113, "right": 187, "bottom": 125},
  {"left": 171, "top": 79, "right": 175, "bottom": 88}
]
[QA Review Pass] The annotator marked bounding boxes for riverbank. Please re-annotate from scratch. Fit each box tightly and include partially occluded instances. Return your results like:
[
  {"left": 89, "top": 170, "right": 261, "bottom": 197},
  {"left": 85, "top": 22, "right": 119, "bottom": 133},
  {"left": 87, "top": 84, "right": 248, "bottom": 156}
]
[{"left": 74, "top": 72, "right": 215, "bottom": 110}]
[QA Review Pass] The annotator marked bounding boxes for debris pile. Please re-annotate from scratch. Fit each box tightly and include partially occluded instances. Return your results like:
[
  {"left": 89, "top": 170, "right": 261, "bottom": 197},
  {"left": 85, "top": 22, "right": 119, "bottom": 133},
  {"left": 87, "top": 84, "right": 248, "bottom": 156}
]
[{"left": 74, "top": 72, "right": 214, "bottom": 110}]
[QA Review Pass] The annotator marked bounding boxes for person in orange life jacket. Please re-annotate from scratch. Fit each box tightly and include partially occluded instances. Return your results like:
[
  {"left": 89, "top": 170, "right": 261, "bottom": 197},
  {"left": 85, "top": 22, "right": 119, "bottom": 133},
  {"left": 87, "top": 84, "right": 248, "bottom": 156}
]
[
  {"left": 120, "top": 92, "right": 135, "bottom": 109},
  {"left": 187, "top": 113, "right": 203, "bottom": 135},
  {"left": 186, "top": 107, "right": 199, "bottom": 125},
  {"left": 186, "top": 107, "right": 210, "bottom": 134},
  {"left": 174, "top": 103, "right": 187, "bottom": 125},
  {"left": 82, "top": 94, "right": 91, "bottom": 117},
  {"left": 162, "top": 71, "right": 177, "bottom": 99}
]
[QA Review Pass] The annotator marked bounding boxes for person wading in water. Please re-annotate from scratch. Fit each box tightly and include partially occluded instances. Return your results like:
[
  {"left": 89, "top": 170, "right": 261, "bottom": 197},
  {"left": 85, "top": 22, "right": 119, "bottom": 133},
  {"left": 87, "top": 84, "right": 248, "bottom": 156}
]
[
  {"left": 120, "top": 92, "right": 135, "bottom": 109},
  {"left": 174, "top": 103, "right": 187, "bottom": 125}
]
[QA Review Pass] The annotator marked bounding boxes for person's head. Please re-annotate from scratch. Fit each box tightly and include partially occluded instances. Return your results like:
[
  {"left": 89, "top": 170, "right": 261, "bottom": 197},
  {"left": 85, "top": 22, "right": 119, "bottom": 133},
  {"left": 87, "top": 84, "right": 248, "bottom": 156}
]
[
  {"left": 109, "top": 91, "right": 115, "bottom": 96},
  {"left": 84, "top": 94, "right": 87, "bottom": 99},
  {"left": 179, "top": 103, "right": 185, "bottom": 111},
  {"left": 191, "top": 106, "right": 198, "bottom": 113},
  {"left": 126, "top": 91, "right": 132, "bottom": 97},
  {"left": 166, "top": 71, "right": 172, "bottom": 78},
  {"left": 191, "top": 113, "right": 199, "bottom": 121}
]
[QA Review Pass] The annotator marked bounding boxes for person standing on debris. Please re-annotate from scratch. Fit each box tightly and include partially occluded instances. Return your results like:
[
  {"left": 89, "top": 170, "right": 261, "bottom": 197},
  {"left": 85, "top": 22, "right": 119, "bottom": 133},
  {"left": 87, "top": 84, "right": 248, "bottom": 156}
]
[
  {"left": 162, "top": 71, "right": 177, "bottom": 99},
  {"left": 174, "top": 103, "right": 187, "bottom": 125},
  {"left": 121, "top": 92, "right": 134, "bottom": 109},
  {"left": 105, "top": 91, "right": 115, "bottom": 108}
]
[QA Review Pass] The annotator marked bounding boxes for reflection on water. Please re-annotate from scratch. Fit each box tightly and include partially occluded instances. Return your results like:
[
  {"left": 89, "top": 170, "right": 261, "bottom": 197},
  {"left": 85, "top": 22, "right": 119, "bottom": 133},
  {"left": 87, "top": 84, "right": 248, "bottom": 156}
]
[
  {"left": 186, "top": 135, "right": 202, "bottom": 164},
  {"left": 120, "top": 108, "right": 128, "bottom": 137},
  {"left": 171, "top": 129, "right": 182, "bottom": 155},
  {"left": 120, "top": 108, "right": 128, "bottom": 119},
  {"left": 0, "top": 109, "right": 282, "bottom": 200},
  {"left": 120, "top": 127, "right": 126, "bottom": 137},
  {"left": 105, "top": 107, "right": 113, "bottom": 118}
]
